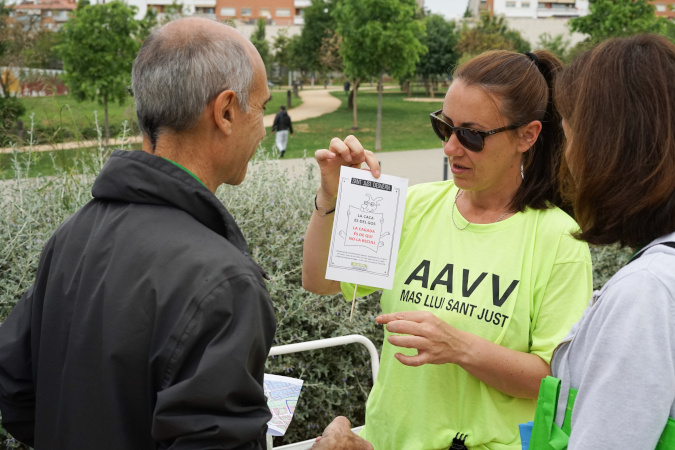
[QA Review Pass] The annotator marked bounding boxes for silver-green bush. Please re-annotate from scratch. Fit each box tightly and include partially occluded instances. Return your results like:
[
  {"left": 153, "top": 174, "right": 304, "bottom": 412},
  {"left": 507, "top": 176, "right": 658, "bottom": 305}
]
[
  {"left": 0, "top": 148, "right": 384, "bottom": 446},
  {"left": 0, "top": 145, "right": 634, "bottom": 447}
]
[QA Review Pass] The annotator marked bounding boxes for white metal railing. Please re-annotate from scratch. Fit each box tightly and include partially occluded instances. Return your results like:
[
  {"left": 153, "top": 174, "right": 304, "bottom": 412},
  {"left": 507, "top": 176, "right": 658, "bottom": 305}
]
[
  {"left": 267, "top": 334, "right": 380, "bottom": 450},
  {"left": 269, "top": 334, "right": 379, "bottom": 381}
]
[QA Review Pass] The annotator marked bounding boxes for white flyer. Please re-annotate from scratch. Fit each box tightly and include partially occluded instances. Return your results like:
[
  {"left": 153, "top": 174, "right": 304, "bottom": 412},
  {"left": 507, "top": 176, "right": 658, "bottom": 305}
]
[
  {"left": 325, "top": 166, "right": 408, "bottom": 290},
  {"left": 264, "top": 373, "right": 303, "bottom": 436}
]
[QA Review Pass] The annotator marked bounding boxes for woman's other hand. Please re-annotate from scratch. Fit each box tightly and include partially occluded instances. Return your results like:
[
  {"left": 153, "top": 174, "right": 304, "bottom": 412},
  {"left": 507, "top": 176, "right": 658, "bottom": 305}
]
[
  {"left": 376, "top": 310, "right": 549, "bottom": 398},
  {"left": 376, "top": 311, "right": 470, "bottom": 366}
]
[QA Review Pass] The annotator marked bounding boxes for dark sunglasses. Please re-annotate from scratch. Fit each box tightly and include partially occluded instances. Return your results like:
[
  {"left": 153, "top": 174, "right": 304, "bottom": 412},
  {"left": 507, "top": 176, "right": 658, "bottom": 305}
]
[{"left": 429, "top": 109, "right": 522, "bottom": 152}]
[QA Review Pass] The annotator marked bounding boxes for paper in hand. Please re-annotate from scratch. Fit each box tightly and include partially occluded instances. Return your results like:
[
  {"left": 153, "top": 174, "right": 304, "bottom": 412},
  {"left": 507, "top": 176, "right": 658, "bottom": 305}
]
[{"left": 325, "top": 166, "right": 408, "bottom": 291}]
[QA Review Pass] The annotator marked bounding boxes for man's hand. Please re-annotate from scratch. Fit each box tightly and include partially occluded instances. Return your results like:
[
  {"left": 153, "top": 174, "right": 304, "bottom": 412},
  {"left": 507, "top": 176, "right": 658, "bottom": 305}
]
[{"left": 311, "top": 416, "right": 373, "bottom": 450}]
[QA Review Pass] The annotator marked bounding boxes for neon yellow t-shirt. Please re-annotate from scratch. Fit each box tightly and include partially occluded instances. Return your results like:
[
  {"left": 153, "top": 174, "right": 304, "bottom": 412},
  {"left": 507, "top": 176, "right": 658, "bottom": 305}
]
[{"left": 342, "top": 181, "right": 592, "bottom": 450}]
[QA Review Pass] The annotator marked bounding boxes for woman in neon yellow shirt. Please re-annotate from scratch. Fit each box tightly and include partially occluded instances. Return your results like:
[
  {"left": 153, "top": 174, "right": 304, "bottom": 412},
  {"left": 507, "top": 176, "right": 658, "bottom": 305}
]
[{"left": 303, "top": 50, "right": 592, "bottom": 450}]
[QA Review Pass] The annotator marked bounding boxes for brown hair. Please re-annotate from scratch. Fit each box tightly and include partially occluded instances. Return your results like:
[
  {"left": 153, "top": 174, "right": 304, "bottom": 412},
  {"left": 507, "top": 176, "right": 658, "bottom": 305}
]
[
  {"left": 454, "top": 50, "right": 564, "bottom": 211},
  {"left": 555, "top": 34, "right": 675, "bottom": 248}
]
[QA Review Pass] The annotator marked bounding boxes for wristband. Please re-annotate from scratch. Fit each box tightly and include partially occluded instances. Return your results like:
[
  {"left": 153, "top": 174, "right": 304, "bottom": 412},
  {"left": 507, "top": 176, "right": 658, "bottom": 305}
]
[{"left": 314, "top": 194, "right": 336, "bottom": 216}]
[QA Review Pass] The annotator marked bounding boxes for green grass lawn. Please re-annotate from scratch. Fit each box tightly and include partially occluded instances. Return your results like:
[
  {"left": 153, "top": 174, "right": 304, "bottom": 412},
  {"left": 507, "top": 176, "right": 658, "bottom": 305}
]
[
  {"left": 2, "top": 88, "right": 444, "bottom": 179},
  {"left": 18, "top": 94, "right": 139, "bottom": 144},
  {"left": 262, "top": 89, "right": 444, "bottom": 159},
  {"left": 14, "top": 88, "right": 299, "bottom": 146}
]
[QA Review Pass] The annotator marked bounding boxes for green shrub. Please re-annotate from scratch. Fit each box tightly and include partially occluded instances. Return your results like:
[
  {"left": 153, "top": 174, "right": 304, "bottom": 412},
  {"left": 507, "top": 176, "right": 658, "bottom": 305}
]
[
  {"left": 0, "top": 146, "right": 383, "bottom": 446},
  {"left": 0, "top": 144, "right": 637, "bottom": 447}
]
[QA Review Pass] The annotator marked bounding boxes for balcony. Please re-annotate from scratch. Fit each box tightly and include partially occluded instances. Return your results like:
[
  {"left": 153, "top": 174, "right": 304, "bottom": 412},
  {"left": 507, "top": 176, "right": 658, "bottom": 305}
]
[{"left": 536, "top": 1, "right": 582, "bottom": 17}]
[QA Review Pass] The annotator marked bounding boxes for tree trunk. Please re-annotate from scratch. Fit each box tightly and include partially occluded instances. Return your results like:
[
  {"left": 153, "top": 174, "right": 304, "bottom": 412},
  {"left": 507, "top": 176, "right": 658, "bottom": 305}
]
[
  {"left": 104, "top": 93, "right": 110, "bottom": 144},
  {"left": 375, "top": 73, "right": 383, "bottom": 152},
  {"left": 351, "top": 78, "right": 359, "bottom": 130}
]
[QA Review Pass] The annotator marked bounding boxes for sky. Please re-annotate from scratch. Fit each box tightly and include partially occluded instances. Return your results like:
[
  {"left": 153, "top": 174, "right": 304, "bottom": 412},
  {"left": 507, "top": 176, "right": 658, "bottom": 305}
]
[{"left": 424, "top": 0, "right": 470, "bottom": 20}]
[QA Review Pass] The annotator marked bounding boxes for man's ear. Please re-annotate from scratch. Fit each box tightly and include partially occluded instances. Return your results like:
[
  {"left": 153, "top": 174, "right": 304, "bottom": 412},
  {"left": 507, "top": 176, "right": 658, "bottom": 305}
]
[
  {"left": 517, "top": 120, "right": 543, "bottom": 153},
  {"left": 213, "top": 90, "right": 237, "bottom": 136}
]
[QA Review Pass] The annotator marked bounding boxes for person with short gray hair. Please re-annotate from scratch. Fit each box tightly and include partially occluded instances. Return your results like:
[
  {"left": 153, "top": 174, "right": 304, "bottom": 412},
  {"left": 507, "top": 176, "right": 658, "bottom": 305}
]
[
  {"left": 132, "top": 19, "right": 254, "bottom": 150},
  {"left": 0, "top": 17, "right": 276, "bottom": 449}
]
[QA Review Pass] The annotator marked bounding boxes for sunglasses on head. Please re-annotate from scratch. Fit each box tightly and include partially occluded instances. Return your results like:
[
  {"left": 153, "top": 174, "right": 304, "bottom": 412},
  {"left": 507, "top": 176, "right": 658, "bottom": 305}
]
[{"left": 429, "top": 109, "right": 523, "bottom": 152}]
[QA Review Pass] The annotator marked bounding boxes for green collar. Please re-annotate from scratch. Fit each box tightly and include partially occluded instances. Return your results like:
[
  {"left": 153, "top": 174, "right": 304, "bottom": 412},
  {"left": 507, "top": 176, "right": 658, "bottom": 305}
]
[{"left": 161, "top": 157, "right": 207, "bottom": 189}]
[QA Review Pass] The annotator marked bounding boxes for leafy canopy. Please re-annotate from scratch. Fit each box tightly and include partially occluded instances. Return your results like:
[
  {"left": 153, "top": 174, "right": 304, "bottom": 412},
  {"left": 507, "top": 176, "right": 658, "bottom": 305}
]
[
  {"left": 333, "top": 0, "right": 426, "bottom": 81},
  {"left": 569, "top": 0, "right": 668, "bottom": 40},
  {"left": 250, "top": 18, "right": 271, "bottom": 69},
  {"left": 455, "top": 13, "right": 530, "bottom": 60},
  {"left": 56, "top": 0, "right": 142, "bottom": 107},
  {"left": 292, "top": 0, "right": 337, "bottom": 74},
  {"left": 416, "top": 14, "right": 459, "bottom": 81}
]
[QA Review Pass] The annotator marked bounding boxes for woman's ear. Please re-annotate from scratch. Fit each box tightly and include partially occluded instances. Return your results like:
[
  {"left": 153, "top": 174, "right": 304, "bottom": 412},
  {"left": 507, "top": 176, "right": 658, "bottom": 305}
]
[
  {"left": 213, "top": 90, "right": 237, "bottom": 136},
  {"left": 517, "top": 120, "right": 543, "bottom": 153}
]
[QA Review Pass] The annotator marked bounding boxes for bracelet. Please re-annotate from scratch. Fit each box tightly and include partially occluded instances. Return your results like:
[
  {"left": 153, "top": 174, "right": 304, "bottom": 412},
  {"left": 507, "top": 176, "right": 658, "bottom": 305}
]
[{"left": 314, "top": 194, "right": 336, "bottom": 216}]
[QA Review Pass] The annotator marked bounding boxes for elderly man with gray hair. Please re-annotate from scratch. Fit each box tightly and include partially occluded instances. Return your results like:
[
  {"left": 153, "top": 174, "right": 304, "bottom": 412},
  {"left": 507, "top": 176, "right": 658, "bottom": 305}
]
[{"left": 0, "top": 17, "right": 276, "bottom": 449}]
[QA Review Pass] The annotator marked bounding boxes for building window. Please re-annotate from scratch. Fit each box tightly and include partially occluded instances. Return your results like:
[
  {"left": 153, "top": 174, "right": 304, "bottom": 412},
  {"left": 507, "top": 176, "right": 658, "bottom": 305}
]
[
  {"left": 521, "top": 1, "right": 530, "bottom": 6},
  {"left": 506, "top": 1, "right": 516, "bottom": 6},
  {"left": 656, "top": 3, "right": 667, "bottom": 11},
  {"left": 275, "top": 8, "right": 291, "bottom": 17},
  {"left": 220, "top": 7, "right": 235, "bottom": 16},
  {"left": 259, "top": 7, "right": 271, "bottom": 18},
  {"left": 197, "top": 7, "right": 214, "bottom": 14},
  {"left": 241, "top": 7, "right": 252, "bottom": 16}
]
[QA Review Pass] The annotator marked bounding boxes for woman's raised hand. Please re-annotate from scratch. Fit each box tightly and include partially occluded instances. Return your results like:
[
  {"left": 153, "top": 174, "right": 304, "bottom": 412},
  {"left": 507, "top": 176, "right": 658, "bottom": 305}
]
[{"left": 315, "top": 135, "right": 381, "bottom": 201}]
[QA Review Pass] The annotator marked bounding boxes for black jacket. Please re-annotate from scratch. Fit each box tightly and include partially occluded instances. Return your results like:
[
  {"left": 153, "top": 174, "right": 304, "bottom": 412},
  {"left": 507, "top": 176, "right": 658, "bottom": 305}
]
[
  {"left": 0, "top": 150, "right": 276, "bottom": 449},
  {"left": 271, "top": 111, "right": 293, "bottom": 134}
]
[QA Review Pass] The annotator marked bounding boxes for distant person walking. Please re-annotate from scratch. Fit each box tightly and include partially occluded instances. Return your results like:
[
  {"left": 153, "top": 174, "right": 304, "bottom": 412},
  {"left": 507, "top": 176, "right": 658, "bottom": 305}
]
[
  {"left": 272, "top": 105, "right": 293, "bottom": 158},
  {"left": 343, "top": 80, "right": 350, "bottom": 96}
]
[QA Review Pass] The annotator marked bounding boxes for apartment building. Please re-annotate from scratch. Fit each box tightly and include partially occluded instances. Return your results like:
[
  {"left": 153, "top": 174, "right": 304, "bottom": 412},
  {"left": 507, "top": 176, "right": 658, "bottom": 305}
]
[
  {"left": 125, "top": 0, "right": 312, "bottom": 25},
  {"left": 651, "top": 0, "right": 675, "bottom": 18},
  {"left": 216, "top": 0, "right": 296, "bottom": 24},
  {"left": 468, "top": 0, "right": 588, "bottom": 19},
  {"left": 6, "top": 0, "right": 76, "bottom": 31}
]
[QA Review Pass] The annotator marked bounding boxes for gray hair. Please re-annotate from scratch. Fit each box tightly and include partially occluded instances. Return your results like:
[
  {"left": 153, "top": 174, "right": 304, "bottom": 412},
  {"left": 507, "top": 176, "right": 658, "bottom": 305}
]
[{"left": 131, "top": 18, "right": 254, "bottom": 146}]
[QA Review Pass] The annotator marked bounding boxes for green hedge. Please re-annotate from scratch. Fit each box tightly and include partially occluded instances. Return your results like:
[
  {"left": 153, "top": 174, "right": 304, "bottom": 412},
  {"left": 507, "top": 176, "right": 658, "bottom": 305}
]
[
  {"left": 0, "top": 148, "right": 383, "bottom": 447},
  {"left": 0, "top": 147, "right": 632, "bottom": 447}
]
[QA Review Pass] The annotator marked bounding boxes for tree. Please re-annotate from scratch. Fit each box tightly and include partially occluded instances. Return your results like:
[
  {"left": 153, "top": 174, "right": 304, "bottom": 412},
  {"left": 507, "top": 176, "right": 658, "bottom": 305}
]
[
  {"left": 455, "top": 13, "right": 530, "bottom": 60},
  {"left": 318, "top": 33, "right": 343, "bottom": 73},
  {"left": 334, "top": 0, "right": 426, "bottom": 150},
  {"left": 250, "top": 18, "right": 270, "bottom": 71},
  {"left": 536, "top": 32, "right": 570, "bottom": 62},
  {"left": 291, "top": 0, "right": 338, "bottom": 78},
  {"left": 0, "top": 0, "right": 26, "bottom": 142},
  {"left": 569, "top": 0, "right": 668, "bottom": 41},
  {"left": 416, "top": 14, "right": 458, "bottom": 98},
  {"left": 22, "top": 29, "right": 62, "bottom": 69},
  {"left": 57, "top": 1, "right": 143, "bottom": 142}
]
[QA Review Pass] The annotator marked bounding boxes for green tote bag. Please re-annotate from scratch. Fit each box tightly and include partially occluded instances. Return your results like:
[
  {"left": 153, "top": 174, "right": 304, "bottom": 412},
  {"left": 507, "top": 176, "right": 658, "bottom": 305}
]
[{"left": 529, "top": 376, "right": 675, "bottom": 449}]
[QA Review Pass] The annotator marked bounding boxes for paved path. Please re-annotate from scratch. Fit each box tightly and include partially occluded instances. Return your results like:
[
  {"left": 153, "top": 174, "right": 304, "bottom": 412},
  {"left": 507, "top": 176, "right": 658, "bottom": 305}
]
[
  {"left": 264, "top": 87, "right": 343, "bottom": 127},
  {"left": 1, "top": 87, "right": 346, "bottom": 154},
  {"left": 261, "top": 147, "right": 446, "bottom": 187},
  {"left": 3, "top": 86, "right": 448, "bottom": 186}
]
